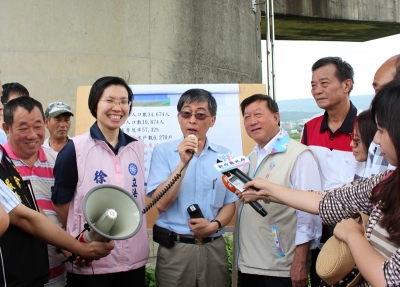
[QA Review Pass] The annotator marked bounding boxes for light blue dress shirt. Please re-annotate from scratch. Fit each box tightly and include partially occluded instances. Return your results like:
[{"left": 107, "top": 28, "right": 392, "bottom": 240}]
[
  {"left": 147, "top": 138, "right": 237, "bottom": 237},
  {"left": 0, "top": 129, "right": 7, "bottom": 145}
]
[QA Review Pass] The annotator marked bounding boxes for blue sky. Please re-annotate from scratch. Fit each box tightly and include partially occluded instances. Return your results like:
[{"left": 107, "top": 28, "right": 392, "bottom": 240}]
[{"left": 262, "top": 33, "right": 400, "bottom": 101}]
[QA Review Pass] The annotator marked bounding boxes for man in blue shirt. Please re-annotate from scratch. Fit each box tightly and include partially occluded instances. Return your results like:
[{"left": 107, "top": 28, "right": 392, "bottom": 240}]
[{"left": 147, "top": 89, "right": 237, "bottom": 287}]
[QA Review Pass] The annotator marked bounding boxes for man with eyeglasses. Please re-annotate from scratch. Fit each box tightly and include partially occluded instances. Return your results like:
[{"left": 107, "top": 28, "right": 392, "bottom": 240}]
[
  {"left": 43, "top": 102, "right": 74, "bottom": 153},
  {"left": 147, "top": 88, "right": 236, "bottom": 287}
]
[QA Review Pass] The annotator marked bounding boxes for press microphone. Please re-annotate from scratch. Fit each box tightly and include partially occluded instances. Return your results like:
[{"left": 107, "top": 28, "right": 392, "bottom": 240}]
[
  {"left": 187, "top": 134, "right": 198, "bottom": 153},
  {"left": 221, "top": 174, "right": 237, "bottom": 193},
  {"left": 215, "top": 157, "right": 268, "bottom": 217},
  {"left": 224, "top": 168, "right": 268, "bottom": 217}
]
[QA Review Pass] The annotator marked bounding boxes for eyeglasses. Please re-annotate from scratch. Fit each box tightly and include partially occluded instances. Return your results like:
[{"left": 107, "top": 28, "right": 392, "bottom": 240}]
[
  {"left": 350, "top": 134, "right": 360, "bottom": 147},
  {"left": 101, "top": 99, "right": 131, "bottom": 107},
  {"left": 179, "top": 111, "right": 212, "bottom": 120}
]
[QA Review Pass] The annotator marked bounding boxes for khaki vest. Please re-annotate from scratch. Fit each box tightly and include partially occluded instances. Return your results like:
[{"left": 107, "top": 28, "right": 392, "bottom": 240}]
[{"left": 235, "top": 139, "right": 311, "bottom": 277}]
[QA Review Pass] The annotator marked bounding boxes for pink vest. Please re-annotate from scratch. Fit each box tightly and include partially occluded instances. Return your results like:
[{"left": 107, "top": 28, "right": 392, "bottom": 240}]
[{"left": 66, "top": 133, "right": 149, "bottom": 274}]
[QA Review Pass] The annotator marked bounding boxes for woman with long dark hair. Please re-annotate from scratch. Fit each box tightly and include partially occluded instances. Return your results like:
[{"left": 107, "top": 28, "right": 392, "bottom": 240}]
[
  {"left": 238, "top": 79, "right": 400, "bottom": 286},
  {"left": 350, "top": 109, "right": 377, "bottom": 179}
]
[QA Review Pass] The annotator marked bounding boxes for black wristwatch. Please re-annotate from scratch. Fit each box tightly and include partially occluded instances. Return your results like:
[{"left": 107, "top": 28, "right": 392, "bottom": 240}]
[{"left": 211, "top": 219, "right": 222, "bottom": 233}]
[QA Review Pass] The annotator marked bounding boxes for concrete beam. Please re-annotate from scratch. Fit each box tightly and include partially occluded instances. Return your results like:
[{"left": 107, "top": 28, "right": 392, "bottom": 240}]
[
  {"left": 0, "top": 0, "right": 262, "bottom": 135},
  {"left": 261, "top": 0, "right": 400, "bottom": 41}
]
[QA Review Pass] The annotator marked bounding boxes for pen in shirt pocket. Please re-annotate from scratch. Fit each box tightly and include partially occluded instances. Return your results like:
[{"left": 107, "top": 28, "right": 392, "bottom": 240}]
[{"left": 212, "top": 178, "right": 217, "bottom": 189}]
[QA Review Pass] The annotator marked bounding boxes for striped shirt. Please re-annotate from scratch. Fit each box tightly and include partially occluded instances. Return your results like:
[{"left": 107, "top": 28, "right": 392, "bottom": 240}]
[
  {"left": 3, "top": 143, "right": 66, "bottom": 287},
  {"left": 318, "top": 170, "right": 400, "bottom": 286}
]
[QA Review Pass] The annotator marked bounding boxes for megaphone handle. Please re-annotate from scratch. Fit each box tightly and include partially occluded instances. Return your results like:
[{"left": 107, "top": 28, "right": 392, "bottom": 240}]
[
  {"left": 75, "top": 223, "right": 91, "bottom": 240},
  {"left": 60, "top": 223, "right": 91, "bottom": 263},
  {"left": 62, "top": 253, "right": 77, "bottom": 264},
  {"left": 143, "top": 152, "right": 195, "bottom": 214}
]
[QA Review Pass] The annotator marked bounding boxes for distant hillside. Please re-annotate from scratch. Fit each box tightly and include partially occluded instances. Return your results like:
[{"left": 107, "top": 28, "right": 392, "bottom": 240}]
[
  {"left": 280, "top": 111, "right": 320, "bottom": 122},
  {"left": 277, "top": 94, "right": 374, "bottom": 122}
]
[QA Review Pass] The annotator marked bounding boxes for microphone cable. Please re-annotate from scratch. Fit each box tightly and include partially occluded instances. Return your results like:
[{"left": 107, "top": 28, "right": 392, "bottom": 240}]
[{"left": 142, "top": 151, "right": 195, "bottom": 214}]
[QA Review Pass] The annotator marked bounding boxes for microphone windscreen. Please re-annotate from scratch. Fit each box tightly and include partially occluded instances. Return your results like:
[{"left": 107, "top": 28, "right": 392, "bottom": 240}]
[
  {"left": 188, "top": 134, "right": 198, "bottom": 153},
  {"left": 222, "top": 175, "right": 237, "bottom": 193}
]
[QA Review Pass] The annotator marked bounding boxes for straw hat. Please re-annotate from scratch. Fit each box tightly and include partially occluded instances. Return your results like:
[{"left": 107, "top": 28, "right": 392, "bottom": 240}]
[{"left": 316, "top": 212, "right": 369, "bottom": 286}]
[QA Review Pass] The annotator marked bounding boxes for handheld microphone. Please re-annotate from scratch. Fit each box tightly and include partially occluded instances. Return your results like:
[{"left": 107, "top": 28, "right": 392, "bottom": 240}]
[
  {"left": 187, "top": 134, "right": 198, "bottom": 153},
  {"left": 225, "top": 168, "right": 268, "bottom": 217},
  {"left": 217, "top": 159, "right": 268, "bottom": 217},
  {"left": 187, "top": 204, "right": 204, "bottom": 218}
]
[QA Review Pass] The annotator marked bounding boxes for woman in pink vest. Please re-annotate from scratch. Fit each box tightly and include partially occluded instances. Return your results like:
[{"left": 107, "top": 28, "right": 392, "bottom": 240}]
[{"left": 51, "top": 76, "right": 149, "bottom": 287}]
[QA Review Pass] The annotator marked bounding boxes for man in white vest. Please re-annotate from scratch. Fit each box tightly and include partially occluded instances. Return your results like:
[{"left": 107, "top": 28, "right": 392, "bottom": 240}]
[{"left": 234, "top": 94, "right": 322, "bottom": 287}]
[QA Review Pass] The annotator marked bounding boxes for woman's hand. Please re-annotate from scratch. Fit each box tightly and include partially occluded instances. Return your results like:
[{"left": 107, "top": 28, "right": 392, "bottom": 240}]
[
  {"left": 235, "top": 189, "right": 267, "bottom": 203},
  {"left": 234, "top": 178, "right": 273, "bottom": 203},
  {"left": 334, "top": 217, "right": 364, "bottom": 243},
  {"left": 242, "top": 177, "right": 272, "bottom": 191}
]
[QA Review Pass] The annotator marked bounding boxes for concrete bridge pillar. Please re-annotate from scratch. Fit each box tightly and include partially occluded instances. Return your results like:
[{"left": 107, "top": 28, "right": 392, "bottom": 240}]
[{"left": 0, "top": 0, "right": 262, "bottom": 134}]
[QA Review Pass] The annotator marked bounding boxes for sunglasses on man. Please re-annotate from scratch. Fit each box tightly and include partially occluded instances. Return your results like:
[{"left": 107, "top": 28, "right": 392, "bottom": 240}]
[{"left": 179, "top": 111, "right": 212, "bottom": 121}]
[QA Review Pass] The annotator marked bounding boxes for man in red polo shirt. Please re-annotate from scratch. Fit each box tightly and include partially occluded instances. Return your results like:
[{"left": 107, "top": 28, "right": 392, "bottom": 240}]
[{"left": 301, "top": 57, "right": 364, "bottom": 287}]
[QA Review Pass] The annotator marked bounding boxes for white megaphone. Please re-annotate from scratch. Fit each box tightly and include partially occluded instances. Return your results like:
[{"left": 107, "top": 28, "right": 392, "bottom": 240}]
[{"left": 79, "top": 185, "right": 143, "bottom": 243}]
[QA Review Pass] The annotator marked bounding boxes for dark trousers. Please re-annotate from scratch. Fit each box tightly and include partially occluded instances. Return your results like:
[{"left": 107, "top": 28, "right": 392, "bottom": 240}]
[
  {"left": 310, "top": 248, "right": 321, "bottom": 287},
  {"left": 67, "top": 266, "right": 145, "bottom": 287},
  {"left": 310, "top": 224, "right": 336, "bottom": 287},
  {"left": 238, "top": 271, "right": 292, "bottom": 287}
]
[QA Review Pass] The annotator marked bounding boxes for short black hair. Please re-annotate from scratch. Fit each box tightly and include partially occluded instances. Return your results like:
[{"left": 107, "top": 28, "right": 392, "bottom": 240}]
[
  {"left": 394, "top": 55, "right": 400, "bottom": 81},
  {"left": 88, "top": 76, "right": 133, "bottom": 118},
  {"left": 312, "top": 57, "right": 354, "bottom": 94},
  {"left": 240, "top": 94, "right": 279, "bottom": 116},
  {"left": 177, "top": 89, "right": 217, "bottom": 116},
  {"left": 4, "top": 96, "right": 45, "bottom": 127},
  {"left": 1, "top": 82, "right": 29, "bottom": 104}
]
